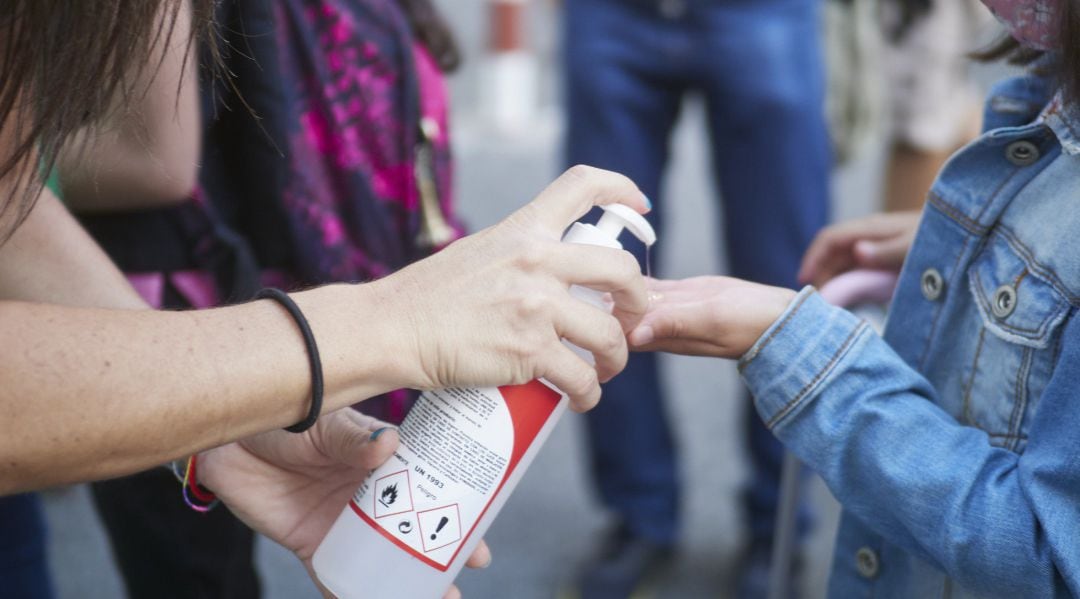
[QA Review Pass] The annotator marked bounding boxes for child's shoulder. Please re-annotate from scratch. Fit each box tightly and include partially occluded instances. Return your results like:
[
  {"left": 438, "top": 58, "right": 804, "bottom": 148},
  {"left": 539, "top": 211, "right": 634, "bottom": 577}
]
[{"left": 983, "top": 71, "right": 1056, "bottom": 133}]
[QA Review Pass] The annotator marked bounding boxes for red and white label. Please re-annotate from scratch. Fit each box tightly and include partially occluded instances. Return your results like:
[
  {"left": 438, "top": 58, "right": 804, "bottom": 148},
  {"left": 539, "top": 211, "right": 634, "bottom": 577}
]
[{"left": 348, "top": 381, "right": 563, "bottom": 571}]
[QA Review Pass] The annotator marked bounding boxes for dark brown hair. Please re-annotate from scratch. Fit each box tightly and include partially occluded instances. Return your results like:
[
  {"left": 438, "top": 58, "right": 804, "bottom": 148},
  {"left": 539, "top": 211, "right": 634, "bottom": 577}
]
[
  {"left": 0, "top": 0, "right": 216, "bottom": 240},
  {"left": 972, "top": 0, "right": 1080, "bottom": 103},
  {"left": 1058, "top": 0, "right": 1080, "bottom": 102}
]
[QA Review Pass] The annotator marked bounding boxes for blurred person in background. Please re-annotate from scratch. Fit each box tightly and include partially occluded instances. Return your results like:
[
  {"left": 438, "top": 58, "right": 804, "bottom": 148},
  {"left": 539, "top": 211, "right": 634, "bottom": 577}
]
[
  {"left": 560, "top": 0, "right": 830, "bottom": 596},
  {"left": 880, "top": 0, "right": 992, "bottom": 213},
  {"left": 0, "top": 494, "right": 54, "bottom": 597},
  {"left": 819, "top": 0, "right": 987, "bottom": 305},
  {"left": 65, "top": 0, "right": 465, "bottom": 596}
]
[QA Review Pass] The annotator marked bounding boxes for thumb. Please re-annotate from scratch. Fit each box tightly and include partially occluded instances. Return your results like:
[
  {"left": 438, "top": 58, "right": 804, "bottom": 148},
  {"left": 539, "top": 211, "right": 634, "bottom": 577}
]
[
  {"left": 316, "top": 409, "right": 399, "bottom": 470},
  {"left": 854, "top": 236, "right": 909, "bottom": 271}
]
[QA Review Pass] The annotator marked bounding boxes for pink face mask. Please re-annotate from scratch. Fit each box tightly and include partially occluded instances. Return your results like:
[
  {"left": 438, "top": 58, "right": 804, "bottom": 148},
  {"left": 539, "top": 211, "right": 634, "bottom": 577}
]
[{"left": 981, "top": 0, "right": 1061, "bottom": 50}]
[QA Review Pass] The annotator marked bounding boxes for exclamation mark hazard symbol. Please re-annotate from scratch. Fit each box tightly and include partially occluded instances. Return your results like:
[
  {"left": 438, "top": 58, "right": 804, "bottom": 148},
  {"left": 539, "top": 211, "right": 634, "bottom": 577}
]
[
  {"left": 418, "top": 504, "right": 461, "bottom": 553},
  {"left": 430, "top": 516, "right": 449, "bottom": 540}
]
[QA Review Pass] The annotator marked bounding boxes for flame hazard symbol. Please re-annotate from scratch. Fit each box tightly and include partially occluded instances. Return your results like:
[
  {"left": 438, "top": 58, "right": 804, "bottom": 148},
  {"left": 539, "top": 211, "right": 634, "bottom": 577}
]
[{"left": 373, "top": 470, "right": 413, "bottom": 519}]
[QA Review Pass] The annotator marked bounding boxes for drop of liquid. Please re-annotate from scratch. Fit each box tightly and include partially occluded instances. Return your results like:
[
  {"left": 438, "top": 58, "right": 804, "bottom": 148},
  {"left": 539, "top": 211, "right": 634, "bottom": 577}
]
[{"left": 644, "top": 245, "right": 662, "bottom": 305}]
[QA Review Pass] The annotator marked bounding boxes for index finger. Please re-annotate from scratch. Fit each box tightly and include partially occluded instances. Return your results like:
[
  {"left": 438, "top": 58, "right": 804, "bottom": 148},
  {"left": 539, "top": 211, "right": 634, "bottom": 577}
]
[
  {"left": 545, "top": 243, "right": 649, "bottom": 328},
  {"left": 517, "top": 165, "right": 650, "bottom": 236}
]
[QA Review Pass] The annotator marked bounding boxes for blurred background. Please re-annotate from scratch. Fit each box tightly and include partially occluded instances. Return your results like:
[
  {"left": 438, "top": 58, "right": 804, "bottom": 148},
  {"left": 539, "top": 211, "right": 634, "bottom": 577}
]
[{"left": 40, "top": 1, "right": 1010, "bottom": 597}]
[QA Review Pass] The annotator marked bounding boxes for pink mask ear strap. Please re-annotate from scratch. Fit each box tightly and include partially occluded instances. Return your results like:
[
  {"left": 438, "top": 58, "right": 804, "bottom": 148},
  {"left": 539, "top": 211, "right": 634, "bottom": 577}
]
[{"left": 981, "top": 0, "right": 1061, "bottom": 50}]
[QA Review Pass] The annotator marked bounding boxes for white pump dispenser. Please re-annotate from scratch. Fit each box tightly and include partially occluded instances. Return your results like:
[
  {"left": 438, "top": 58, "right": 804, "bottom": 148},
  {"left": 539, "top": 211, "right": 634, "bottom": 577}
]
[
  {"left": 562, "top": 205, "right": 657, "bottom": 320},
  {"left": 311, "top": 204, "right": 656, "bottom": 599},
  {"left": 565, "top": 203, "right": 658, "bottom": 249}
]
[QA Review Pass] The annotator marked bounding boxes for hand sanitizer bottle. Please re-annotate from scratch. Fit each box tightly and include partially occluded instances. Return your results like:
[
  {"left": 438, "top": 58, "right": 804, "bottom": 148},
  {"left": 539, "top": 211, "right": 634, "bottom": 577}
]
[{"left": 312, "top": 204, "right": 657, "bottom": 598}]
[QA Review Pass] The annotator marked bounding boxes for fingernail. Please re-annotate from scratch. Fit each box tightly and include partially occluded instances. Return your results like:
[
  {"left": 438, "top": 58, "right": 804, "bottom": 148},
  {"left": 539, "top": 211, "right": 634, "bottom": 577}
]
[
  {"left": 369, "top": 427, "right": 392, "bottom": 441},
  {"left": 631, "top": 326, "right": 654, "bottom": 346},
  {"left": 643, "top": 195, "right": 653, "bottom": 210},
  {"left": 480, "top": 554, "right": 493, "bottom": 569}
]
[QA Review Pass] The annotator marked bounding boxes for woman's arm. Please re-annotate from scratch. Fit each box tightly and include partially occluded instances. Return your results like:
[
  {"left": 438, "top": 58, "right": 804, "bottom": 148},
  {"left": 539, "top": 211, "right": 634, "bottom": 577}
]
[
  {"left": 0, "top": 281, "right": 402, "bottom": 493},
  {"left": 0, "top": 188, "right": 146, "bottom": 308},
  {"left": 634, "top": 280, "right": 1080, "bottom": 596},
  {"left": 56, "top": 0, "right": 200, "bottom": 211},
  {"left": 0, "top": 165, "right": 650, "bottom": 494},
  {"left": 0, "top": 181, "right": 496, "bottom": 596}
]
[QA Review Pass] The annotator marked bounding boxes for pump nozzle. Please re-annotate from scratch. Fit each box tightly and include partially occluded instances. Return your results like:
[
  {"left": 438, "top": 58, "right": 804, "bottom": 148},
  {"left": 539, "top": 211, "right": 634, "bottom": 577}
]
[
  {"left": 595, "top": 204, "right": 656, "bottom": 247},
  {"left": 559, "top": 201, "right": 658, "bottom": 362},
  {"left": 560, "top": 203, "right": 656, "bottom": 250}
]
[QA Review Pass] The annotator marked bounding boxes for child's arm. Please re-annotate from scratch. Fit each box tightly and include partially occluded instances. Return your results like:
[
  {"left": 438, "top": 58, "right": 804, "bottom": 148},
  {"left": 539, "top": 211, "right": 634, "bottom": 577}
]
[{"left": 722, "top": 287, "right": 1076, "bottom": 596}]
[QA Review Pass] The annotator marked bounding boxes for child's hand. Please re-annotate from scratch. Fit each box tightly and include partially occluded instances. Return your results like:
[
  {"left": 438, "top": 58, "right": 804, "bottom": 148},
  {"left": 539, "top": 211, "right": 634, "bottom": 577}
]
[
  {"left": 798, "top": 211, "right": 921, "bottom": 288},
  {"left": 628, "top": 277, "right": 796, "bottom": 359}
]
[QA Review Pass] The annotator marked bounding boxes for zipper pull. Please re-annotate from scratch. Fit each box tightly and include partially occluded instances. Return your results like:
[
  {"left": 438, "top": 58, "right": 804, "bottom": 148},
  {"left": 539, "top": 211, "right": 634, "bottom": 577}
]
[{"left": 415, "top": 116, "right": 456, "bottom": 248}]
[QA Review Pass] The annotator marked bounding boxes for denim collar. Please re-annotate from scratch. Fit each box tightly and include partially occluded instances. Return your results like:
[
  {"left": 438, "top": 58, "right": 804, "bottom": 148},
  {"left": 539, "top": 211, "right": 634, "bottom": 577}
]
[{"left": 1040, "top": 92, "right": 1080, "bottom": 156}]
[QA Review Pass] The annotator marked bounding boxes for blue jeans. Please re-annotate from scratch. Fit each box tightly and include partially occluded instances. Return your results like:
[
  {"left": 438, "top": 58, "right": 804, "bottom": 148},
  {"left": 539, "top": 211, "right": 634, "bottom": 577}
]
[
  {"left": 0, "top": 494, "right": 55, "bottom": 599},
  {"left": 563, "top": 0, "right": 829, "bottom": 546}
]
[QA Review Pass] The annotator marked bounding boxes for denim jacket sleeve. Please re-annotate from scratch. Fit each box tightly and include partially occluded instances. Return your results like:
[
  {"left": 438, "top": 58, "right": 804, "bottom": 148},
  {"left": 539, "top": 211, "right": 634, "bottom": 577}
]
[{"left": 739, "top": 287, "right": 1080, "bottom": 597}]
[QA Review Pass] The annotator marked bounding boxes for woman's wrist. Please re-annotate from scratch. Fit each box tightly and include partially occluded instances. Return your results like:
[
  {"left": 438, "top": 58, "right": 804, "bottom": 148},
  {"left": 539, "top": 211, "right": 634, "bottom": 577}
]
[{"left": 289, "top": 282, "right": 423, "bottom": 411}]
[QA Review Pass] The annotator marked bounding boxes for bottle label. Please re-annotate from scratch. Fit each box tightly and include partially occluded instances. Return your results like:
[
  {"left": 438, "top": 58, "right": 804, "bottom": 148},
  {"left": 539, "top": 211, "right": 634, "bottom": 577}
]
[{"left": 348, "top": 381, "right": 563, "bottom": 571}]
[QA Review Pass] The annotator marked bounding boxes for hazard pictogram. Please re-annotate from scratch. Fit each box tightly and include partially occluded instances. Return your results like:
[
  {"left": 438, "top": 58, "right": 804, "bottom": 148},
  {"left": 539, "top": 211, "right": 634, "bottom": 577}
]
[
  {"left": 373, "top": 470, "right": 414, "bottom": 519},
  {"left": 417, "top": 504, "right": 462, "bottom": 553}
]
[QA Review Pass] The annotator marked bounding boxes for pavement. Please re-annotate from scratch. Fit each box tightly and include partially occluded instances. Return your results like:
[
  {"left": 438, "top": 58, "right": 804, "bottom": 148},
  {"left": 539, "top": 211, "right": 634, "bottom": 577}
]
[{"left": 40, "top": 2, "right": 907, "bottom": 598}]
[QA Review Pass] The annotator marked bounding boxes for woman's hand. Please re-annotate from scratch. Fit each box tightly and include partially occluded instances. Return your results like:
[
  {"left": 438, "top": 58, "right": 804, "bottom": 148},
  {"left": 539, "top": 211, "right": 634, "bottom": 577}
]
[
  {"left": 627, "top": 277, "right": 796, "bottom": 359},
  {"left": 376, "top": 166, "right": 650, "bottom": 412},
  {"left": 798, "top": 211, "right": 921, "bottom": 288},
  {"left": 199, "top": 409, "right": 491, "bottom": 599}
]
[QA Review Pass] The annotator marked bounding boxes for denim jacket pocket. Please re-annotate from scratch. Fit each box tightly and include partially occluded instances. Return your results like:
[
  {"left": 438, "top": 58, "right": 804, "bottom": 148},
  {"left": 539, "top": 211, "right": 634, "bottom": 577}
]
[
  {"left": 968, "top": 233, "right": 1070, "bottom": 349},
  {"left": 963, "top": 232, "right": 1070, "bottom": 451}
]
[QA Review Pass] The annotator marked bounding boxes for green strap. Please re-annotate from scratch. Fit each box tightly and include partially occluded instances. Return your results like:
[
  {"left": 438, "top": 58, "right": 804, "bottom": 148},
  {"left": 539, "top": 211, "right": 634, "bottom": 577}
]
[{"left": 39, "top": 156, "right": 61, "bottom": 199}]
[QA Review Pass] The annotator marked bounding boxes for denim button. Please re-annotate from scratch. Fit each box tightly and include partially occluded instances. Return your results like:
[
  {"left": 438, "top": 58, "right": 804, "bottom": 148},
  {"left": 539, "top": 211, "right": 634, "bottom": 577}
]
[
  {"left": 920, "top": 268, "right": 944, "bottom": 301},
  {"left": 855, "top": 546, "right": 880, "bottom": 579},
  {"left": 658, "top": 0, "right": 687, "bottom": 19},
  {"left": 1006, "top": 141, "right": 1039, "bottom": 166},
  {"left": 993, "top": 284, "right": 1018, "bottom": 318}
]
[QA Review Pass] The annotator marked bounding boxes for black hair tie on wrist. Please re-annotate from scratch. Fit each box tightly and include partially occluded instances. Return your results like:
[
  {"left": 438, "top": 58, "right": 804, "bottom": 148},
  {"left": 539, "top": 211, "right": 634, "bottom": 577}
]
[{"left": 255, "top": 288, "right": 324, "bottom": 433}]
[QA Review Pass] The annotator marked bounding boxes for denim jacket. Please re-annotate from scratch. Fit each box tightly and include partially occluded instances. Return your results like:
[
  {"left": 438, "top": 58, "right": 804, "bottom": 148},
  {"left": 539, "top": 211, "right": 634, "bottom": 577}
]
[{"left": 740, "top": 71, "right": 1080, "bottom": 598}]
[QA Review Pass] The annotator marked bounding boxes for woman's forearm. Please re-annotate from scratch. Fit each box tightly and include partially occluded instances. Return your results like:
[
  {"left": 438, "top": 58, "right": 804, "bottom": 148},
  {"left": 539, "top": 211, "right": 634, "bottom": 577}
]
[
  {"left": 0, "top": 187, "right": 417, "bottom": 492},
  {"left": 0, "top": 281, "right": 413, "bottom": 494},
  {"left": 0, "top": 166, "right": 651, "bottom": 497}
]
